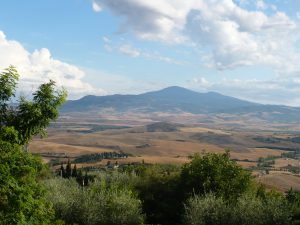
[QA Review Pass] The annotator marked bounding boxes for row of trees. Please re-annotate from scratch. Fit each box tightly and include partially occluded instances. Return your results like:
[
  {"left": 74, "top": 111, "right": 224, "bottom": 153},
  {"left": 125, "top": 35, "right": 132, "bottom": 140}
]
[
  {"left": 59, "top": 160, "right": 90, "bottom": 186},
  {"left": 73, "top": 152, "right": 128, "bottom": 164}
]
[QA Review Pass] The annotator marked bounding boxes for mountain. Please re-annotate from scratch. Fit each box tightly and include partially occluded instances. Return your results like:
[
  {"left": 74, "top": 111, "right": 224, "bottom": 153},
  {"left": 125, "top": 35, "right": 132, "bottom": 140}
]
[
  {"left": 62, "top": 86, "right": 255, "bottom": 113},
  {"left": 61, "top": 86, "right": 300, "bottom": 122}
]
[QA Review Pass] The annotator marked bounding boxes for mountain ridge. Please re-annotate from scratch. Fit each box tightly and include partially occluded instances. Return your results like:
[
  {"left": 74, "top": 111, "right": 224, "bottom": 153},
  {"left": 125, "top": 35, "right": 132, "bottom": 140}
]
[{"left": 61, "top": 86, "right": 300, "bottom": 122}]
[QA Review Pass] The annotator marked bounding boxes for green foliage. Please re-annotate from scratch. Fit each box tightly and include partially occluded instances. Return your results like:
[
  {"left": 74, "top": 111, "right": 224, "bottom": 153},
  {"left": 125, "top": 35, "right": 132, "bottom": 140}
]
[
  {"left": 73, "top": 152, "right": 128, "bottom": 164},
  {"left": 0, "top": 140, "right": 54, "bottom": 225},
  {"left": 184, "top": 193, "right": 291, "bottom": 225},
  {"left": 134, "top": 165, "right": 182, "bottom": 225},
  {"left": 0, "top": 67, "right": 67, "bottom": 145},
  {"left": 133, "top": 154, "right": 253, "bottom": 225},
  {"left": 287, "top": 190, "right": 300, "bottom": 225},
  {"left": 72, "top": 164, "right": 78, "bottom": 178},
  {"left": 184, "top": 194, "right": 229, "bottom": 225},
  {"left": 12, "top": 80, "right": 67, "bottom": 145},
  {"left": 181, "top": 152, "right": 252, "bottom": 200},
  {"left": 65, "top": 159, "right": 72, "bottom": 178},
  {"left": 0, "top": 66, "right": 67, "bottom": 224},
  {"left": 0, "top": 66, "right": 19, "bottom": 125},
  {"left": 44, "top": 177, "right": 144, "bottom": 225}
]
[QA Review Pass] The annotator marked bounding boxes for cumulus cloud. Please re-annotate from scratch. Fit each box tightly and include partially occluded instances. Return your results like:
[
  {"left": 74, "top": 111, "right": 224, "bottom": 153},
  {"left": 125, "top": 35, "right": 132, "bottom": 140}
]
[
  {"left": 0, "top": 31, "right": 105, "bottom": 99},
  {"left": 93, "top": 0, "right": 300, "bottom": 73}
]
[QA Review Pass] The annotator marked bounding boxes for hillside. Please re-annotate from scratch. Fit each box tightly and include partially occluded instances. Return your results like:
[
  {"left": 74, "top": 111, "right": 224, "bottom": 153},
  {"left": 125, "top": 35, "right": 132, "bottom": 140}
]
[
  {"left": 61, "top": 86, "right": 300, "bottom": 123},
  {"left": 62, "top": 86, "right": 258, "bottom": 113}
]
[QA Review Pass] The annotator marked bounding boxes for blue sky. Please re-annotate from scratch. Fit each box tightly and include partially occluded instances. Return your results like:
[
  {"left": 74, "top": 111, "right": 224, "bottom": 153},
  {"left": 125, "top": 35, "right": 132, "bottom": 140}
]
[{"left": 1, "top": 0, "right": 300, "bottom": 105}]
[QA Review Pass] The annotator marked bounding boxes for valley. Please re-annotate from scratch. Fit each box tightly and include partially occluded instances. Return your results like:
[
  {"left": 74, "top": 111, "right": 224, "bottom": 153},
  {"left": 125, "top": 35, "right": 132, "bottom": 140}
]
[{"left": 30, "top": 111, "right": 300, "bottom": 192}]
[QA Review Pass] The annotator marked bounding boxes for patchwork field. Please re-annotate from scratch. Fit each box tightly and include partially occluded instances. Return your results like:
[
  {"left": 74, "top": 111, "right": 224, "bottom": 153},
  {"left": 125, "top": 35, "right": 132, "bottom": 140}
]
[{"left": 29, "top": 112, "right": 300, "bottom": 191}]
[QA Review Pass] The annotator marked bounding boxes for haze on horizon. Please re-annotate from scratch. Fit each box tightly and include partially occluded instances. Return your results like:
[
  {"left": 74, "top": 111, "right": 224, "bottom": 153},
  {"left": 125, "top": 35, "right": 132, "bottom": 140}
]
[{"left": 1, "top": 0, "right": 300, "bottom": 106}]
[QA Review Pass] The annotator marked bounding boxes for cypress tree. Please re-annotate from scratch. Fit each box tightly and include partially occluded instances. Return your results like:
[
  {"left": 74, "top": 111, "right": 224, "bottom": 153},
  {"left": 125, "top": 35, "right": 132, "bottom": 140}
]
[
  {"left": 72, "top": 164, "right": 77, "bottom": 177},
  {"left": 76, "top": 169, "right": 83, "bottom": 186},
  {"left": 84, "top": 171, "right": 89, "bottom": 186},
  {"left": 60, "top": 163, "right": 65, "bottom": 178},
  {"left": 65, "top": 159, "right": 72, "bottom": 178}
]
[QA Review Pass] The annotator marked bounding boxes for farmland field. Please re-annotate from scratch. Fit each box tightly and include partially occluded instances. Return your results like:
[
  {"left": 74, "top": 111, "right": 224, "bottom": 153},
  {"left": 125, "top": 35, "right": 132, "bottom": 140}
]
[{"left": 29, "top": 112, "right": 300, "bottom": 191}]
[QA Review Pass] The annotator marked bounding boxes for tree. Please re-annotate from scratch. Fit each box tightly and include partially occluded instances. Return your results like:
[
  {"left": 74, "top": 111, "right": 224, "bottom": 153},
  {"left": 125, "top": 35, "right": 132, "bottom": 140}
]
[
  {"left": 0, "top": 66, "right": 67, "bottom": 224},
  {"left": 84, "top": 171, "right": 89, "bottom": 186},
  {"left": 0, "top": 66, "right": 67, "bottom": 145},
  {"left": 60, "top": 163, "right": 65, "bottom": 178},
  {"left": 72, "top": 164, "right": 78, "bottom": 178},
  {"left": 65, "top": 159, "right": 72, "bottom": 178},
  {"left": 44, "top": 177, "right": 144, "bottom": 225},
  {"left": 0, "top": 139, "right": 54, "bottom": 224},
  {"left": 184, "top": 193, "right": 291, "bottom": 225},
  {"left": 76, "top": 169, "right": 83, "bottom": 186},
  {"left": 181, "top": 152, "right": 252, "bottom": 200},
  {"left": 134, "top": 165, "right": 182, "bottom": 225}
]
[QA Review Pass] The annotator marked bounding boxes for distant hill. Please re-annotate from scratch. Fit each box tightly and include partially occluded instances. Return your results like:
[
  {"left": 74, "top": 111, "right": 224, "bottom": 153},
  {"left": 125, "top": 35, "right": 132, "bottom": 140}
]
[
  {"left": 61, "top": 86, "right": 300, "bottom": 122},
  {"left": 146, "top": 122, "right": 180, "bottom": 132}
]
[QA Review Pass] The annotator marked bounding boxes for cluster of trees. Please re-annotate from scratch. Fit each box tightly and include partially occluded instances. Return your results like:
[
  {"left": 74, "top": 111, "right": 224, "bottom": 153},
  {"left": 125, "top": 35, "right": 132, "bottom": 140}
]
[
  {"left": 1, "top": 67, "right": 300, "bottom": 225},
  {"left": 59, "top": 160, "right": 90, "bottom": 186},
  {"left": 44, "top": 175, "right": 143, "bottom": 225},
  {"left": 282, "top": 150, "right": 300, "bottom": 159},
  {"left": 73, "top": 151, "right": 128, "bottom": 164},
  {"left": 185, "top": 193, "right": 291, "bottom": 225},
  {"left": 256, "top": 151, "right": 300, "bottom": 173},
  {"left": 44, "top": 153, "right": 300, "bottom": 225},
  {"left": 59, "top": 160, "right": 78, "bottom": 178}
]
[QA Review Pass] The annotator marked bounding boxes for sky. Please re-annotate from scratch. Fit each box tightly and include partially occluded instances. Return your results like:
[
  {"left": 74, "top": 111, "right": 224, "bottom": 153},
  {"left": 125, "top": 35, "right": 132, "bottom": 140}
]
[{"left": 1, "top": 0, "right": 300, "bottom": 106}]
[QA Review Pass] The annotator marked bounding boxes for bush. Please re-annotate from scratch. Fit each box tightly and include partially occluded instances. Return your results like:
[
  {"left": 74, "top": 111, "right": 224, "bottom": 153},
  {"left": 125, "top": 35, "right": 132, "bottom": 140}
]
[
  {"left": 184, "top": 194, "right": 230, "bottom": 225},
  {"left": 44, "top": 177, "right": 144, "bottom": 225},
  {"left": 184, "top": 193, "right": 291, "bottom": 225},
  {"left": 0, "top": 140, "right": 54, "bottom": 225},
  {"left": 134, "top": 165, "right": 182, "bottom": 225}
]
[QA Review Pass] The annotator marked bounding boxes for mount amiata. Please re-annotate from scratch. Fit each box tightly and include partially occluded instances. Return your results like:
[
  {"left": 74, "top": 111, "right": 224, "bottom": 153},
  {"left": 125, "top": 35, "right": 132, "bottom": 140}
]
[{"left": 61, "top": 86, "right": 300, "bottom": 122}]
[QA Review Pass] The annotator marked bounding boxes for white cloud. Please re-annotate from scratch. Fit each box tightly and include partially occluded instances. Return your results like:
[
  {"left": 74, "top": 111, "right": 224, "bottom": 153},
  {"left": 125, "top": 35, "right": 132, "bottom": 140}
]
[
  {"left": 93, "top": 0, "right": 300, "bottom": 74},
  {"left": 256, "top": 0, "right": 266, "bottom": 10},
  {"left": 106, "top": 42, "right": 186, "bottom": 65},
  {"left": 92, "top": 1, "right": 102, "bottom": 12},
  {"left": 93, "top": 0, "right": 193, "bottom": 43},
  {"left": 0, "top": 31, "right": 105, "bottom": 99},
  {"left": 102, "top": 36, "right": 110, "bottom": 43},
  {"left": 188, "top": 76, "right": 300, "bottom": 106},
  {"left": 270, "top": 4, "right": 277, "bottom": 11},
  {"left": 119, "top": 44, "right": 141, "bottom": 57}
]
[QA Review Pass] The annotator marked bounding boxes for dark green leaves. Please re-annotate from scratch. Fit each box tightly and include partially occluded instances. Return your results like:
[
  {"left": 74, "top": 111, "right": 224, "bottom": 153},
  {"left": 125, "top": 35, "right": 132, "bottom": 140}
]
[
  {"left": 0, "top": 66, "right": 67, "bottom": 224},
  {"left": 181, "top": 152, "right": 252, "bottom": 200},
  {"left": 0, "top": 65, "right": 19, "bottom": 104},
  {"left": 0, "top": 67, "right": 67, "bottom": 145}
]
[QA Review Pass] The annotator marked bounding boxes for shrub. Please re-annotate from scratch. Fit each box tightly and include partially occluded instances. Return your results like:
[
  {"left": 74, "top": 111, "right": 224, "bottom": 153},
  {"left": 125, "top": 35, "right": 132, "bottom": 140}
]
[
  {"left": 184, "top": 193, "right": 291, "bottom": 225},
  {"left": 134, "top": 165, "right": 182, "bottom": 225},
  {"left": 0, "top": 140, "right": 54, "bottom": 225},
  {"left": 44, "top": 177, "right": 144, "bottom": 225},
  {"left": 184, "top": 194, "right": 230, "bottom": 225}
]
